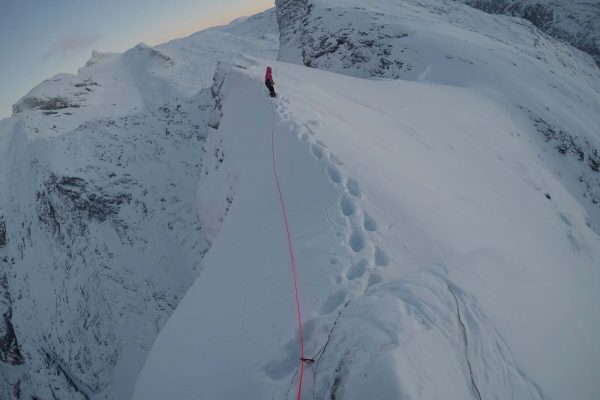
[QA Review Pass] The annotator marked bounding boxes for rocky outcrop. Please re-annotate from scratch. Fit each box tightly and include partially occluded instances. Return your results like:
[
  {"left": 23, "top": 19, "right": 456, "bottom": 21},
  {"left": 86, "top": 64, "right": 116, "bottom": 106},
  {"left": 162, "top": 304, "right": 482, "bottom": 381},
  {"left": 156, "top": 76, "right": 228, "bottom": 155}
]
[
  {"left": 521, "top": 105, "right": 600, "bottom": 207},
  {"left": 0, "top": 217, "right": 6, "bottom": 248},
  {"left": 0, "top": 275, "right": 23, "bottom": 366},
  {"left": 207, "top": 61, "right": 234, "bottom": 129},
  {"left": 12, "top": 96, "right": 79, "bottom": 114},
  {"left": 276, "top": 0, "right": 411, "bottom": 79},
  {"left": 11, "top": 74, "right": 97, "bottom": 115},
  {"left": 36, "top": 174, "right": 132, "bottom": 243}
]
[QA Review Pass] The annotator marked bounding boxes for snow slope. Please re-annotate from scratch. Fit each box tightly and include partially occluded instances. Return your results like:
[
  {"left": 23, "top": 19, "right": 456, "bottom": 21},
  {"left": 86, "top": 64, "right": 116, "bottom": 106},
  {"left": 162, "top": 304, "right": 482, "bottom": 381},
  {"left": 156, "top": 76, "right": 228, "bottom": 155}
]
[
  {"left": 276, "top": 0, "right": 600, "bottom": 234},
  {"left": 135, "top": 1, "right": 600, "bottom": 399},
  {"left": 134, "top": 55, "right": 600, "bottom": 399},
  {"left": 2, "top": 1, "right": 599, "bottom": 399},
  {"left": 455, "top": 0, "right": 600, "bottom": 66},
  {"left": 0, "top": 10, "right": 277, "bottom": 400}
]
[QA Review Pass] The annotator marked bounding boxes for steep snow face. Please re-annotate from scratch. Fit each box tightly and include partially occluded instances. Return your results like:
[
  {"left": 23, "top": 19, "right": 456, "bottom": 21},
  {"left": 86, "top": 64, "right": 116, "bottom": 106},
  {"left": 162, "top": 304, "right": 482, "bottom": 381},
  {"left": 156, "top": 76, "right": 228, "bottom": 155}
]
[
  {"left": 455, "top": 0, "right": 600, "bottom": 66},
  {"left": 134, "top": 57, "right": 600, "bottom": 400},
  {"left": 276, "top": 0, "right": 600, "bottom": 235},
  {"left": 0, "top": 9, "right": 277, "bottom": 400}
]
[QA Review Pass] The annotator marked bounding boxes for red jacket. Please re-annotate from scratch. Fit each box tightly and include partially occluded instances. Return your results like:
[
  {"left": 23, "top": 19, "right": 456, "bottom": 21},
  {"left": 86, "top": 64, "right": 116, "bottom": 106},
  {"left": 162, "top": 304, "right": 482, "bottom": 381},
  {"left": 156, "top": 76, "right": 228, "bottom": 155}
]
[{"left": 265, "top": 66, "right": 273, "bottom": 82}]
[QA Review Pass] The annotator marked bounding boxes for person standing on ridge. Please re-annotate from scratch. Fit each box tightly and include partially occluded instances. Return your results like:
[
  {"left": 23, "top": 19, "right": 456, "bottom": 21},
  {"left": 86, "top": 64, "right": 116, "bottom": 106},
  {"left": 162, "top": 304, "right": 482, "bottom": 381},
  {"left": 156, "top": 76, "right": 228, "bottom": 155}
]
[{"left": 265, "top": 66, "right": 276, "bottom": 97}]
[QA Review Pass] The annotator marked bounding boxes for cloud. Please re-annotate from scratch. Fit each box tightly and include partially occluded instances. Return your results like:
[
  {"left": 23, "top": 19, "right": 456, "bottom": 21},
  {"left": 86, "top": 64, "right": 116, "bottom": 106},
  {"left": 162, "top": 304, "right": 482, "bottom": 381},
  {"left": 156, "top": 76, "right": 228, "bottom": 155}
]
[{"left": 43, "top": 32, "right": 101, "bottom": 60}]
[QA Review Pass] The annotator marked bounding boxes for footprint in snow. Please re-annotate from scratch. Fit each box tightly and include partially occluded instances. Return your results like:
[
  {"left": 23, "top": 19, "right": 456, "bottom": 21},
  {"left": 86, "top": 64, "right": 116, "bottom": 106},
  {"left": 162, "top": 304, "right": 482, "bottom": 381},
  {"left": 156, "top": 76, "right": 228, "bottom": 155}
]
[
  {"left": 349, "top": 230, "right": 366, "bottom": 253},
  {"left": 340, "top": 194, "right": 355, "bottom": 217},
  {"left": 363, "top": 212, "right": 377, "bottom": 232},
  {"left": 346, "top": 259, "right": 368, "bottom": 280},
  {"left": 346, "top": 177, "right": 361, "bottom": 197},
  {"left": 327, "top": 165, "right": 343, "bottom": 184},
  {"left": 310, "top": 143, "right": 325, "bottom": 160}
]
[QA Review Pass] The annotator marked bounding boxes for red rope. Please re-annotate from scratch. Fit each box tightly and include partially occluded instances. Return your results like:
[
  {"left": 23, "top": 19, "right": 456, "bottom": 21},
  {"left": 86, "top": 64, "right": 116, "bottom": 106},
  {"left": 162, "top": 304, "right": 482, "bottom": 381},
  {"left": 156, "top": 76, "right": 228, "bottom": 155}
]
[{"left": 269, "top": 99, "right": 305, "bottom": 400}]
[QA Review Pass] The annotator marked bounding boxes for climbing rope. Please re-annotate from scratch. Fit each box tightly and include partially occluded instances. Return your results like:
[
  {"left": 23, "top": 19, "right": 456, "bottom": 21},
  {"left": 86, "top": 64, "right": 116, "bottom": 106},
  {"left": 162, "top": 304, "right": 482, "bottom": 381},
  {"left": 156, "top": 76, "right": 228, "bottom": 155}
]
[{"left": 269, "top": 98, "right": 307, "bottom": 400}]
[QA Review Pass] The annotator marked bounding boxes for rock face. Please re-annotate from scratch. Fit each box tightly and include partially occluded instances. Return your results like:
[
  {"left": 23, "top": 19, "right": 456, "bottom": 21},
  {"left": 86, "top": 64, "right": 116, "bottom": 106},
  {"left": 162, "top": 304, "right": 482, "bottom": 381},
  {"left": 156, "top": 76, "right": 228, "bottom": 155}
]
[
  {"left": 0, "top": 217, "right": 6, "bottom": 247},
  {"left": 0, "top": 9, "right": 278, "bottom": 400},
  {"left": 276, "top": 0, "right": 411, "bottom": 78},
  {"left": 0, "top": 275, "right": 23, "bottom": 366},
  {"left": 455, "top": 0, "right": 600, "bottom": 66}
]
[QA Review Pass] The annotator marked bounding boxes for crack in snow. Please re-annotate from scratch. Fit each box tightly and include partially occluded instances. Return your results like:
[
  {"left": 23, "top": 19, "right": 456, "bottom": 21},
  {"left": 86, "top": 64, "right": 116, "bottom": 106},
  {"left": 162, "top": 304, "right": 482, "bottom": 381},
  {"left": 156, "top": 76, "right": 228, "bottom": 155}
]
[{"left": 448, "top": 285, "right": 482, "bottom": 400}]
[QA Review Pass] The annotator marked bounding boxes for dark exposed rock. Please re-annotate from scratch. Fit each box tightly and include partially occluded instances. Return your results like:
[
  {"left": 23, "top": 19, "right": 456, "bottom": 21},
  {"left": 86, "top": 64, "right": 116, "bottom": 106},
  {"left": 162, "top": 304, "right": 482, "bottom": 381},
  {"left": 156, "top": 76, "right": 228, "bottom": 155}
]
[
  {"left": 275, "top": 0, "right": 310, "bottom": 48},
  {"left": 44, "top": 351, "right": 94, "bottom": 400},
  {"left": 73, "top": 78, "right": 100, "bottom": 89},
  {"left": 12, "top": 96, "right": 80, "bottom": 114},
  {"left": 0, "top": 275, "right": 24, "bottom": 366},
  {"left": 276, "top": 0, "right": 411, "bottom": 79},
  {"left": 208, "top": 61, "right": 237, "bottom": 129},
  {"left": 522, "top": 106, "right": 600, "bottom": 205},
  {"left": 36, "top": 174, "right": 131, "bottom": 243},
  {"left": 0, "top": 217, "right": 5, "bottom": 247}
]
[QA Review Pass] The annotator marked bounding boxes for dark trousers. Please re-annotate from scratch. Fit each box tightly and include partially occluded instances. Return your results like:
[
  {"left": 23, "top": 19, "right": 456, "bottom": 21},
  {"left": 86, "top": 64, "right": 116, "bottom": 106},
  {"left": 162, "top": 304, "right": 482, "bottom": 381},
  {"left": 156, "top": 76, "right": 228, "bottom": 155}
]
[{"left": 265, "top": 80, "right": 276, "bottom": 97}]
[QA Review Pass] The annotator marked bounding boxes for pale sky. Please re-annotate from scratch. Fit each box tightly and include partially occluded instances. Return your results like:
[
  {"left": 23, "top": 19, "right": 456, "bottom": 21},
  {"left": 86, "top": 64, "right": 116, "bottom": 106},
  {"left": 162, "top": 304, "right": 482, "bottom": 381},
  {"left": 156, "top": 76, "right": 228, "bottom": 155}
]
[{"left": 0, "top": 0, "right": 274, "bottom": 118}]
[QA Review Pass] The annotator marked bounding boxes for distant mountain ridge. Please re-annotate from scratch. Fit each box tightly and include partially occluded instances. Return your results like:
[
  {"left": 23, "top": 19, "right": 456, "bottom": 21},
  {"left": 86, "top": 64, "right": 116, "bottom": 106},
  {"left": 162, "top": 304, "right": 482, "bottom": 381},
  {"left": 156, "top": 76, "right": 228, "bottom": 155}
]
[{"left": 455, "top": 0, "right": 600, "bottom": 66}]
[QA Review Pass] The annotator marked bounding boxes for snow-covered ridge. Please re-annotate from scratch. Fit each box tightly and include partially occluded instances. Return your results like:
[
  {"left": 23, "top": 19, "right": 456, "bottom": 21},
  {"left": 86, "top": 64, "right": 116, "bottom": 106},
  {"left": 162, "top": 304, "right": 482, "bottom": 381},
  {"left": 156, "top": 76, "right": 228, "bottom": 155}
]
[
  {"left": 0, "top": 9, "right": 277, "bottom": 400},
  {"left": 135, "top": 1, "right": 600, "bottom": 399},
  {"left": 135, "top": 55, "right": 600, "bottom": 399}
]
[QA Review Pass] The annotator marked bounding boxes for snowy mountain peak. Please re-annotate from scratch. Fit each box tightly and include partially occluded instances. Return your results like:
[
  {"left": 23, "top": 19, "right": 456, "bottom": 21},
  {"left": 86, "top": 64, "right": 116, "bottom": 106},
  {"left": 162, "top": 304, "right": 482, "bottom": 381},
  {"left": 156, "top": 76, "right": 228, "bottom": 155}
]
[
  {"left": 124, "top": 42, "right": 175, "bottom": 66},
  {"left": 83, "top": 50, "right": 119, "bottom": 69}
]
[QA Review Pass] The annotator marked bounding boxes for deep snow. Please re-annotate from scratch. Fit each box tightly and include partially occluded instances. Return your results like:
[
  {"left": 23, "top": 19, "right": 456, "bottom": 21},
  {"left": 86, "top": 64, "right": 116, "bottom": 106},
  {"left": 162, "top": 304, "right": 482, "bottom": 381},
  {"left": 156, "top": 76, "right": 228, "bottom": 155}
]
[
  {"left": 1, "top": 0, "right": 599, "bottom": 399},
  {"left": 134, "top": 1, "right": 600, "bottom": 399},
  {"left": 133, "top": 58, "right": 600, "bottom": 399}
]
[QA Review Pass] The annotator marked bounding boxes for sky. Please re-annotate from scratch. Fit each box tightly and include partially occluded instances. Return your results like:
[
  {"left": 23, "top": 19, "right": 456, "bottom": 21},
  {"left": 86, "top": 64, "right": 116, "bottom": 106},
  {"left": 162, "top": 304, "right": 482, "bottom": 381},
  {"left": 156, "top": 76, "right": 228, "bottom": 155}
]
[{"left": 0, "top": 0, "right": 274, "bottom": 119}]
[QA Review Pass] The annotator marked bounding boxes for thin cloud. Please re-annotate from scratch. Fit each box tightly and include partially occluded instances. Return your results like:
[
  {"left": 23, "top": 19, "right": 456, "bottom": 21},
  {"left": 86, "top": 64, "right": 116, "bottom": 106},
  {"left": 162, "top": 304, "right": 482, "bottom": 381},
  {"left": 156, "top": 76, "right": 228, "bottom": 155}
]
[{"left": 43, "top": 32, "right": 101, "bottom": 60}]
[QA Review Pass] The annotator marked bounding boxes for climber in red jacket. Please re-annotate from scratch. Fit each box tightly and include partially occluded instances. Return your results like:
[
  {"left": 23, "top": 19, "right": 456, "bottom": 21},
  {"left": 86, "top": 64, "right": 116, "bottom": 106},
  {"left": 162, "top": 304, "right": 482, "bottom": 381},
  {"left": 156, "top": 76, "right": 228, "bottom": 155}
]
[{"left": 265, "top": 66, "right": 276, "bottom": 97}]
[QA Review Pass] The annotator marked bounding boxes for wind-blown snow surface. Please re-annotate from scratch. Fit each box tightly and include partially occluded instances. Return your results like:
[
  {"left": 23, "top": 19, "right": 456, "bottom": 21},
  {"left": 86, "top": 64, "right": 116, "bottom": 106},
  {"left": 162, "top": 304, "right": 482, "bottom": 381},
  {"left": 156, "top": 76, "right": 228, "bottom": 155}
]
[
  {"left": 135, "top": 2, "right": 600, "bottom": 399},
  {"left": 0, "top": 10, "right": 277, "bottom": 400},
  {"left": 134, "top": 54, "right": 600, "bottom": 400},
  {"left": 276, "top": 0, "right": 600, "bottom": 234}
]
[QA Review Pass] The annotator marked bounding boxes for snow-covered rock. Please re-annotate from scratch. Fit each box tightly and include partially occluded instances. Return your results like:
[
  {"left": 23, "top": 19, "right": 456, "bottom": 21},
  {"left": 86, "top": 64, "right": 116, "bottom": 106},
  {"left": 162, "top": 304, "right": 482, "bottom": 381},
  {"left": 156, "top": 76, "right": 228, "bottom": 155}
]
[
  {"left": 83, "top": 51, "right": 119, "bottom": 69},
  {"left": 455, "top": 0, "right": 600, "bottom": 66},
  {"left": 0, "top": 9, "right": 278, "bottom": 400},
  {"left": 276, "top": 0, "right": 411, "bottom": 78}
]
